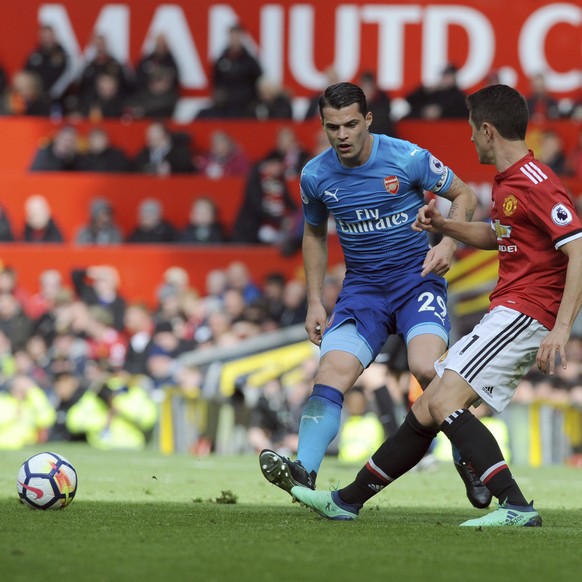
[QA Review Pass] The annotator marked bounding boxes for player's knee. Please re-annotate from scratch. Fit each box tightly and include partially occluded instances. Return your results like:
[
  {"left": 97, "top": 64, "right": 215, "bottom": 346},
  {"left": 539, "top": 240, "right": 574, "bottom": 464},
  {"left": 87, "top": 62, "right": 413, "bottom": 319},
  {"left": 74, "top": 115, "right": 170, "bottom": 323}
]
[
  {"left": 316, "top": 352, "right": 363, "bottom": 390},
  {"left": 409, "top": 362, "right": 437, "bottom": 390}
]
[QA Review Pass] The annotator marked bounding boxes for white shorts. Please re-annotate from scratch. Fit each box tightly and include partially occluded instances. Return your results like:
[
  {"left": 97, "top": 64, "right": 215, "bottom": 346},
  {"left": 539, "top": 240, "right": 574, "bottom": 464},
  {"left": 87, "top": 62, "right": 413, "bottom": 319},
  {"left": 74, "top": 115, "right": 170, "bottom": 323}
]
[{"left": 434, "top": 306, "right": 548, "bottom": 413}]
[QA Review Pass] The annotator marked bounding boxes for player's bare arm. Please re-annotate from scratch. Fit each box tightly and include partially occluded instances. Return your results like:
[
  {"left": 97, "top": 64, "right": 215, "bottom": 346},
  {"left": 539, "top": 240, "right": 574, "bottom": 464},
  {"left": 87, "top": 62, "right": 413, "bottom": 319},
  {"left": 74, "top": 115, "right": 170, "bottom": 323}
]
[
  {"left": 537, "top": 237, "right": 582, "bottom": 375},
  {"left": 418, "top": 177, "right": 478, "bottom": 276},
  {"left": 414, "top": 199, "right": 498, "bottom": 250},
  {"left": 440, "top": 175, "right": 478, "bottom": 224},
  {"left": 302, "top": 221, "right": 329, "bottom": 345}
]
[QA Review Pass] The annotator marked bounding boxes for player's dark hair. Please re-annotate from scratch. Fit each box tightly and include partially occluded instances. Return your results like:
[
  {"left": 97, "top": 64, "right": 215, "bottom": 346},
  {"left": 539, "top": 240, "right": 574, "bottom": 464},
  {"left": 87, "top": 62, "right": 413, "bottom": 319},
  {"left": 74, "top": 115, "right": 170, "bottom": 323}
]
[
  {"left": 318, "top": 82, "right": 368, "bottom": 118},
  {"left": 466, "top": 84, "right": 528, "bottom": 140}
]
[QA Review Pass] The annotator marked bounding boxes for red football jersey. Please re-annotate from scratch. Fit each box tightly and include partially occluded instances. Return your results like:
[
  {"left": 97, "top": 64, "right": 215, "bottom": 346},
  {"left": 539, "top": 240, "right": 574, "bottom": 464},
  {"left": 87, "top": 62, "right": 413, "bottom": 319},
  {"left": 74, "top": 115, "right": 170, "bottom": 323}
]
[{"left": 488, "top": 151, "right": 582, "bottom": 330}]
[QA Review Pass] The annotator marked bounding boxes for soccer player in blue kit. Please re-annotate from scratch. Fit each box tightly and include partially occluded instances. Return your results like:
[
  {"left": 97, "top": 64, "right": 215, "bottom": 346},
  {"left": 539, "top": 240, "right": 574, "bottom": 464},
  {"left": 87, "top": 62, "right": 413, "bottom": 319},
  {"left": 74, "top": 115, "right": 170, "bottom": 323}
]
[{"left": 259, "top": 82, "right": 485, "bottom": 506}]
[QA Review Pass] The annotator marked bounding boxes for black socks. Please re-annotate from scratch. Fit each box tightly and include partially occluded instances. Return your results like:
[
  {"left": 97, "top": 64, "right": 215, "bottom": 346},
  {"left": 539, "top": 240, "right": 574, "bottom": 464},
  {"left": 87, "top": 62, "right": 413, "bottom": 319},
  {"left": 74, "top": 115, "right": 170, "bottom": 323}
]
[
  {"left": 440, "top": 408, "right": 527, "bottom": 506},
  {"left": 339, "top": 410, "right": 437, "bottom": 506}
]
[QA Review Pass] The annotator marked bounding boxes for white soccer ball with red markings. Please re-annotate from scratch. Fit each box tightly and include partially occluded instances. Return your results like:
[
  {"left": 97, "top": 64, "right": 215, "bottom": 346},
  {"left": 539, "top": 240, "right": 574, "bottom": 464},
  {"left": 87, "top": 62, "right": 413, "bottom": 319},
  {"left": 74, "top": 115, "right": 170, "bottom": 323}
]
[{"left": 16, "top": 452, "right": 78, "bottom": 510}]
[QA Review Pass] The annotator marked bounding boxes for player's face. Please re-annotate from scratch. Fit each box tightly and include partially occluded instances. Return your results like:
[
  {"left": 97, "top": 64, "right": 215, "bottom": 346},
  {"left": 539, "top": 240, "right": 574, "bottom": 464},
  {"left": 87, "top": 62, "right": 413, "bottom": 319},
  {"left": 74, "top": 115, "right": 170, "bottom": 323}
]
[
  {"left": 469, "top": 115, "right": 494, "bottom": 165},
  {"left": 321, "top": 104, "right": 373, "bottom": 167}
]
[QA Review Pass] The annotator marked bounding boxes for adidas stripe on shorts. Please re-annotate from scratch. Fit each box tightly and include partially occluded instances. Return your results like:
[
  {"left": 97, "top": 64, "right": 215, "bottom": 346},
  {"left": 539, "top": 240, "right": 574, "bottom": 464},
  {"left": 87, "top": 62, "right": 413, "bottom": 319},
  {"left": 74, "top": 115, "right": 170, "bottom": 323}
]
[{"left": 434, "top": 306, "right": 548, "bottom": 413}]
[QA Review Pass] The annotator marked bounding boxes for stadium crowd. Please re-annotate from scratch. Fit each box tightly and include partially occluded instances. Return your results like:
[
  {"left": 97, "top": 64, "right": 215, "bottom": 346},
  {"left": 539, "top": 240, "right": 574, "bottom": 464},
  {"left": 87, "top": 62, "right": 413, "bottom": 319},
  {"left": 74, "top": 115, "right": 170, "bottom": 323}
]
[
  {"left": 1, "top": 22, "right": 582, "bottom": 465},
  {"left": 1, "top": 23, "right": 582, "bottom": 179},
  {"left": 1, "top": 250, "right": 582, "bottom": 462}
]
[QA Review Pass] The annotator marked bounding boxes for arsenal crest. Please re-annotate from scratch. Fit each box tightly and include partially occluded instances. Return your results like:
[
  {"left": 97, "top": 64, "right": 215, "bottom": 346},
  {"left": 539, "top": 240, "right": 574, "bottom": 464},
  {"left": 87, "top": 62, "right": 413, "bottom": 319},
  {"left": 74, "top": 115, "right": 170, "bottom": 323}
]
[{"left": 384, "top": 175, "right": 399, "bottom": 194}]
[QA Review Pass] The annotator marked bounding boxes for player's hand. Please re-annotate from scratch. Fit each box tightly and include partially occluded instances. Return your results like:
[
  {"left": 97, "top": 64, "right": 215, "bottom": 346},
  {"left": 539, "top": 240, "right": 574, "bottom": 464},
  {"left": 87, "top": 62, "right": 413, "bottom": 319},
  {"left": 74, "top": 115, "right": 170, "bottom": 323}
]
[
  {"left": 421, "top": 241, "right": 454, "bottom": 277},
  {"left": 536, "top": 328, "right": 569, "bottom": 375},
  {"left": 305, "top": 303, "right": 327, "bottom": 346},
  {"left": 412, "top": 199, "right": 444, "bottom": 233}
]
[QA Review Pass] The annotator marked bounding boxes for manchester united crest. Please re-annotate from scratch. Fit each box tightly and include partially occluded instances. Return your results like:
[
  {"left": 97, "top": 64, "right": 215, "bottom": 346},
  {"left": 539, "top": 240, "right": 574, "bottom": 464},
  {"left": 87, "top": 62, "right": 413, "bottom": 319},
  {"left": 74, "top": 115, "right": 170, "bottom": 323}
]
[
  {"left": 384, "top": 176, "right": 399, "bottom": 194},
  {"left": 503, "top": 194, "right": 518, "bottom": 216}
]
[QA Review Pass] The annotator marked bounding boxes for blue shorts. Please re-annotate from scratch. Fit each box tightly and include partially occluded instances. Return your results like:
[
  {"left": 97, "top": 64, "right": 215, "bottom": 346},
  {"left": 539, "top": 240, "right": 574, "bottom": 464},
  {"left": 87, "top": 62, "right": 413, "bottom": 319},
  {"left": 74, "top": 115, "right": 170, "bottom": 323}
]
[{"left": 320, "top": 268, "right": 450, "bottom": 367}]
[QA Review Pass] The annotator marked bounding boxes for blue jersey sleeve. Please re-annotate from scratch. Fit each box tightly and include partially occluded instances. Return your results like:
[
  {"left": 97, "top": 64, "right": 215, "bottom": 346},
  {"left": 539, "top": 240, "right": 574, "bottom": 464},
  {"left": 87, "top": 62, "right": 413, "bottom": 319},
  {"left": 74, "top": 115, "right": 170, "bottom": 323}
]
[
  {"left": 300, "top": 164, "right": 329, "bottom": 226},
  {"left": 406, "top": 146, "right": 454, "bottom": 195}
]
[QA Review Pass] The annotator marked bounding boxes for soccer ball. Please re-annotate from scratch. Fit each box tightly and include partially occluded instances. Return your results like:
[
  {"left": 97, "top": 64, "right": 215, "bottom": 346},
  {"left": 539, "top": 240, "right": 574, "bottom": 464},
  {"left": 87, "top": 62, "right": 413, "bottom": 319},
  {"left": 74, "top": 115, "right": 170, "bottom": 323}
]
[{"left": 16, "top": 452, "right": 78, "bottom": 510}]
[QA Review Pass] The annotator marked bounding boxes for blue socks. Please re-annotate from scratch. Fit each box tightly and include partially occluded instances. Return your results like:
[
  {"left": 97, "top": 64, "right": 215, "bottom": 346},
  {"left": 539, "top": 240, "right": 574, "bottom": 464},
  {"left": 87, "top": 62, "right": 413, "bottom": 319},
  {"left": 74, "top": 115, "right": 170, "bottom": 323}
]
[{"left": 297, "top": 384, "right": 344, "bottom": 474}]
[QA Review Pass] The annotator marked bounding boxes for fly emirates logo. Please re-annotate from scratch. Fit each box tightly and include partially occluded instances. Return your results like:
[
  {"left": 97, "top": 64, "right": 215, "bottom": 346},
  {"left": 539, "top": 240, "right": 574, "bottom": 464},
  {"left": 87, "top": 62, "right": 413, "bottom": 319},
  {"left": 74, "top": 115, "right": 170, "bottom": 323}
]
[{"left": 337, "top": 208, "right": 409, "bottom": 234}]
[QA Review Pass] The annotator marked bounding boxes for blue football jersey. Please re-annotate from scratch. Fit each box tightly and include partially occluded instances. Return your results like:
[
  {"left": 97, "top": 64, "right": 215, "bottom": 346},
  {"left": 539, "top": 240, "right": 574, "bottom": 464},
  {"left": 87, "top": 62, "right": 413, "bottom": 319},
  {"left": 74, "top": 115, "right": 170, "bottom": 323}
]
[{"left": 300, "top": 134, "right": 454, "bottom": 271}]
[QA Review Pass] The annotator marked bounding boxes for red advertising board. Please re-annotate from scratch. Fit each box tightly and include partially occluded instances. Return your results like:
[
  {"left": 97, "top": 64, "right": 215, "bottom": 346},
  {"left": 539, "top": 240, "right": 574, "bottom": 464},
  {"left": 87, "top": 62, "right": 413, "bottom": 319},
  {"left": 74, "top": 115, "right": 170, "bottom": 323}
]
[{"left": 1, "top": 1, "right": 580, "bottom": 99}]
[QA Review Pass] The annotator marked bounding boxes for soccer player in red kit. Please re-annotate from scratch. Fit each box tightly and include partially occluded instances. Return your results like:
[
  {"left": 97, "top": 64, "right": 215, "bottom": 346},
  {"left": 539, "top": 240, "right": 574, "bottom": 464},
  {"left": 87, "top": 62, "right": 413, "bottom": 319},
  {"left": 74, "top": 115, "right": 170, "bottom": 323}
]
[{"left": 289, "top": 84, "right": 582, "bottom": 526}]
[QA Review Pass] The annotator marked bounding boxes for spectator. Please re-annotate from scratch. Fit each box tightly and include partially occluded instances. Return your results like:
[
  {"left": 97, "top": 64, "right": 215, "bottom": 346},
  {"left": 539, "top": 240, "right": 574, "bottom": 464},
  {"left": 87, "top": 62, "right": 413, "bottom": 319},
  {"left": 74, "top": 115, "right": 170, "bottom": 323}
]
[
  {"left": 303, "top": 67, "right": 340, "bottom": 120},
  {"left": 0, "top": 70, "right": 51, "bottom": 116},
  {"left": 23, "top": 24, "right": 70, "bottom": 100},
  {"left": 46, "top": 327, "right": 89, "bottom": 377},
  {"left": 225, "top": 261, "right": 261, "bottom": 304},
  {"left": 255, "top": 272, "right": 286, "bottom": 324},
  {"left": 159, "top": 266, "right": 192, "bottom": 296},
  {"left": 135, "top": 33, "right": 179, "bottom": 91},
  {"left": 526, "top": 73, "right": 560, "bottom": 122},
  {"left": 153, "top": 267, "right": 193, "bottom": 324},
  {"left": 77, "top": 127, "right": 130, "bottom": 173},
  {"left": 179, "top": 290, "right": 206, "bottom": 342},
  {"left": 0, "top": 293, "right": 33, "bottom": 351},
  {"left": 337, "top": 386, "right": 385, "bottom": 464},
  {"left": 211, "top": 23, "right": 262, "bottom": 118},
  {"left": 231, "top": 152, "right": 297, "bottom": 244},
  {"left": 0, "top": 328, "right": 16, "bottom": 384},
  {"left": 254, "top": 76, "right": 293, "bottom": 120},
  {"left": 145, "top": 321, "right": 192, "bottom": 388},
  {"left": 13, "top": 347, "right": 48, "bottom": 394},
  {"left": 79, "top": 72, "right": 126, "bottom": 120},
  {"left": 132, "top": 121, "right": 194, "bottom": 175},
  {"left": 30, "top": 125, "right": 82, "bottom": 171},
  {"left": 266, "top": 126, "right": 311, "bottom": 179},
  {"left": 204, "top": 269, "right": 228, "bottom": 304},
  {"left": 71, "top": 265, "right": 126, "bottom": 331},
  {"left": 145, "top": 343, "right": 176, "bottom": 390},
  {"left": 149, "top": 319, "right": 190, "bottom": 357},
  {"left": 0, "top": 267, "right": 32, "bottom": 313},
  {"left": 123, "top": 303, "right": 154, "bottom": 376},
  {"left": 405, "top": 63, "right": 467, "bottom": 119},
  {"left": 359, "top": 70, "right": 398, "bottom": 137},
  {"left": 194, "top": 88, "right": 231, "bottom": 120},
  {"left": 75, "top": 198, "right": 123, "bottom": 245},
  {"left": 194, "top": 130, "right": 250, "bottom": 178},
  {"left": 81, "top": 305, "right": 128, "bottom": 370},
  {"left": 247, "top": 377, "right": 302, "bottom": 454},
  {"left": 78, "top": 34, "right": 132, "bottom": 105},
  {"left": 0, "top": 373, "right": 56, "bottom": 449},
  {"left": 126, "top": 198, "right": 176, "bottom": 243},
  {"left": 22, "top": 194, "right": 64, "bottom": 243},
  {"left": 278, "top": 208, "right": 305, "bottom": 257},
  {"left": 48, "top": 371, "right": 87, "bottom": 441},
  {"left": 26, "top": 269, "right": 66, "bottom": 321},
  {"left": 153, "top": 269, "right": 195, "bottom": 333},
  {"left": 278, "top": 279, "right": 308, "bottom": 327},
  {"left": 125, "top": 66, "right": 178, "bottom": 119},
  {"left": 222, "top": 288, "right": 248, "bottom": 324},
  {"left": 175, "top": 197, "right": 226, "bottom": 244},
  {"left": 0, "top": 204, "right": 14, "bottom": 242},
  {"left": 154, "top": 284, "right": 183, "bottom": 325},
  {"left": 537, "top": 129, "right": 568, "bottom": 176},
  {"left": 20, "top": 334, "right": 51, "bottom": 389},
  {"left": 65, "top": 371, "right": 157, "bottom": 449}
]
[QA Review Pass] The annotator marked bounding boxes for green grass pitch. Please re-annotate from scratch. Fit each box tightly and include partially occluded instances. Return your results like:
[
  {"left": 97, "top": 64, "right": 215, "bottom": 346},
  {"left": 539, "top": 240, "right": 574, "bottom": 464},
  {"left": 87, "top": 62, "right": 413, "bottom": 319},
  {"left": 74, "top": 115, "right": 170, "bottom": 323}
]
[{"left": 2, "top": 443, "right": 582, "bottom": 582}]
